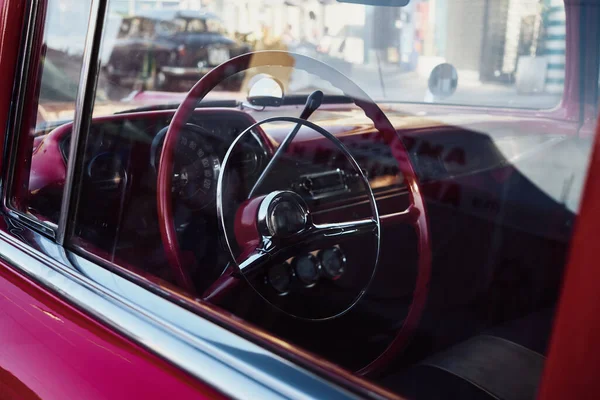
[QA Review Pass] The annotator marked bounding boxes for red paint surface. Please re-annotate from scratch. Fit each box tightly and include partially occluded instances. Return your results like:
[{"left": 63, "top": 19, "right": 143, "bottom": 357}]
[
  {"left": 0, "top": 366, "right": 40, "bottom": 400},
  {"left": 0, "top": 0, "right": 226, "bottom": 389},
  {"left": 0, "top": 0, "right": 26, "bottom": 186},
  {"left": 537, "top": 118, "right": 600, "bottom": 399},
  {"left": 536, "top": 4, "right": 600, "bottom": 396},
  {"left": 0, "top": 254, "right": 224, "bottom": 400}
]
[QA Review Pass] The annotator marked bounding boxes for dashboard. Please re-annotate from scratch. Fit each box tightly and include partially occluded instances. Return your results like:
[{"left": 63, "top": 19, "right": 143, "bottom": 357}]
[
  {"left": 26, "top": 103, "right": 581, "bottom": 375},
  {"left": 35, "top": 108, "right": 409, "bottom": 290},
  {"left": 27, "top": 104, "right": 579, "bottom": 360},
  {"left": 37, "top": 107, "right": 556, "bottom": 266},
  {"left": 58, "top": 111, "right": 268, "bottom": 280}
]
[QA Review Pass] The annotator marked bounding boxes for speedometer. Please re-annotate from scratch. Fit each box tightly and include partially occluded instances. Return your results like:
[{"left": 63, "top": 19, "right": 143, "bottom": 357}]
[{"left": 172, "top": 129, "right": 220, "bottom": 208}]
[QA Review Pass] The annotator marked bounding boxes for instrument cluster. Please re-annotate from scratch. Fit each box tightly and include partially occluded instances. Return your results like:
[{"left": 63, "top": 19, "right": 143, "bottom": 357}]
[{"left": 151, "top": 113, "right": 268, "bottom": 209}]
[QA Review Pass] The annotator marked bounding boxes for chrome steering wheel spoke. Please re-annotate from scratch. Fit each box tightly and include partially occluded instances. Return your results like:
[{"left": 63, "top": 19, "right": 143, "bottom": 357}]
[{"left": 239, "top": 217, "right": 377, "bottom": 279}]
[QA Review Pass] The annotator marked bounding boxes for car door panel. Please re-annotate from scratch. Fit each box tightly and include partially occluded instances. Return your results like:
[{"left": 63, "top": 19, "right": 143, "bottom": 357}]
[{"left": 0, "top": 228, "right": 223, "bottom": 399}]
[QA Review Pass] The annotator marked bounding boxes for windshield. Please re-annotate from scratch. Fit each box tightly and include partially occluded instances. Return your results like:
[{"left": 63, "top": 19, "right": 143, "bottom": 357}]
[{"left": 36, "top": 0, "right": 566, "bottom": 124}]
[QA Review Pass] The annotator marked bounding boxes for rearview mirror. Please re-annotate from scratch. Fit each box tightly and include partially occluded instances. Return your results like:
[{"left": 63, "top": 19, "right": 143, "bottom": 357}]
[{"left": 336, "top": 0, "right": 409, "bottom": 6}]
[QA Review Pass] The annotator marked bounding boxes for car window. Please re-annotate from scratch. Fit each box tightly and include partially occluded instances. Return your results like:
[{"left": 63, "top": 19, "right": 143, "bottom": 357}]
[
  {"left": 7, "top": 0, "right": 92, "bottom": 226},
  {"left": 187, "top": 19, "right": 207, "bottom": 33},
  {"left": 173, "top": 18, "right": 188, "bottom": 33},
  {"left": 206, "top": 19, "right": 224, "bottom": 33},
  {"left": 118, "top": 19, "right": 132, "bottom": 38},
  {"left": 157, "top": 20, "right": 179, "bottom": 36},
  {"left": 129, "top": 18, "right": 155, "bottom": 38},
  {"left": 55, "top": 0, "right": 599, "bottom": 399}
]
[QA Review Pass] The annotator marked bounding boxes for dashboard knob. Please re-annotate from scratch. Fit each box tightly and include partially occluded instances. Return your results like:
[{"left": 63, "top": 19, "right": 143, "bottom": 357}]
[
  {"left": 292, "top": 254, "right": 320, "bottom": 287},
  {"left": 267, "top": 262, "right": 292, "bottom": 295},
  {"left": 318, "top": 247, "right": 346, "bottom": 280}
]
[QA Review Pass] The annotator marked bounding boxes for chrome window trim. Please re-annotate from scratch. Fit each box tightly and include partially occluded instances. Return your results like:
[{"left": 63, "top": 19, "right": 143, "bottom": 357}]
[
  {"left": 1, "top": 0, "right": 105, "bottom": 242},
  {"left": 57, "top": 0, "right": 106, "bottom": 244},
  {"left": 0, "top": 225, "right": 361, "bottom": 400},
  {"left": 1, "top": 0, "right": 56, "bottom": 239}
]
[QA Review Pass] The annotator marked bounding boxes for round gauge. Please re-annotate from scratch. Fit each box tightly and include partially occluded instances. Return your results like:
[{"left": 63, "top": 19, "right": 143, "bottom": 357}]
[
  {"left": 292, "top": 254, "right": 320, "bottom": 287},
  {"left": 318, "top": 247, "right": 346, "bottom": 280},
  {"left": 267, "top": 262, "right": 292, "bottom": 295},
  {"left": 87, "top": 152, "right": 125, "bottom": 191},
  {"left": 235, "top": 149, "right": 259, "bottom": 176},
  {"left": 172, "top": 130, "right": 220, "bottom": 208}
]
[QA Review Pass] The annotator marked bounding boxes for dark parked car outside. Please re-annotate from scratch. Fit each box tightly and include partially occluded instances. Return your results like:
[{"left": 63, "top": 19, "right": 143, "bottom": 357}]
[{"left": 104, "top": 10, "right": 250, "bottom": 95}]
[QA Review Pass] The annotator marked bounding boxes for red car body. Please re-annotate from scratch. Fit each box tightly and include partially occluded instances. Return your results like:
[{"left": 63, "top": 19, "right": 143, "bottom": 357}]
[
  {"left": 0, "top": 2, "right": 221, "bottom": 399},
  {"left": 1, "top": 0, "right": 600, "bottom": 399}
]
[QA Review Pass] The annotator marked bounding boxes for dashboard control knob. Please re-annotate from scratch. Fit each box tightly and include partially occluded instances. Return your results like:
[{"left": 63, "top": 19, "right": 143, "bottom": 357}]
[
  {"left": 267, "top": 263, "right": 292, "bottom": 295},
  {"left": 292, "top": 254, "right": 320, "bottom": 287},
  {"left": 318, "top": 247, "right": 346, "bottom": 280}
]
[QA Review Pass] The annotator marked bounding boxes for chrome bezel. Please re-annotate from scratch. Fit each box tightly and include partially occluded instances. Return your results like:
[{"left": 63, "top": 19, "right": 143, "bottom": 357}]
[
  {"left": 292, "top": 253, "right": 321, "bottom": 288},
  {"left": 266, "top": 261, "right": 293, "bottom": 295},
  {"left": 257, "top": 190, "right": 310, "bottom": 239},
  {"left": 318, "top": 246, "right": 347, "bottom": 280}
]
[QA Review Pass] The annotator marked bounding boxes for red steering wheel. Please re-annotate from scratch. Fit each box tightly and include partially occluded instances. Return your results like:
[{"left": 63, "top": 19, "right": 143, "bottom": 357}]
[{"left": 157, "top": 51, "right": 431, "bottom": 375}]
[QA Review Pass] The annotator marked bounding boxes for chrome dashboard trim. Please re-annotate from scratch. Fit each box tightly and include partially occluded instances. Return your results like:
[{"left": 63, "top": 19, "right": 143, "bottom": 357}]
[
  {"left": 295, "top": 169, "right": 350, "bottom": 200},
  {"left": 0, "top": 225, "right": 361, "bottom": 400}
]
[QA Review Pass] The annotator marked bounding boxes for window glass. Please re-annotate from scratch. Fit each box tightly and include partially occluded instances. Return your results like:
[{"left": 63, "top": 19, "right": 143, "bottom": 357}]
[
  {"left": 87, "top": 0, "right": 567, "bottom": 112},
  {"left": 8, "top": 0, "right": 92, "bottom": 225},
  {"left": 60, "top": 0, "right": 599, "bottom": 399}
]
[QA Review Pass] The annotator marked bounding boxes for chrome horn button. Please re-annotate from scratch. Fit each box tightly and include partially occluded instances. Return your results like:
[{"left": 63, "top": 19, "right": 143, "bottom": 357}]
[{"left": 258, "top": 191, "right": 310, "bottom": 239}]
